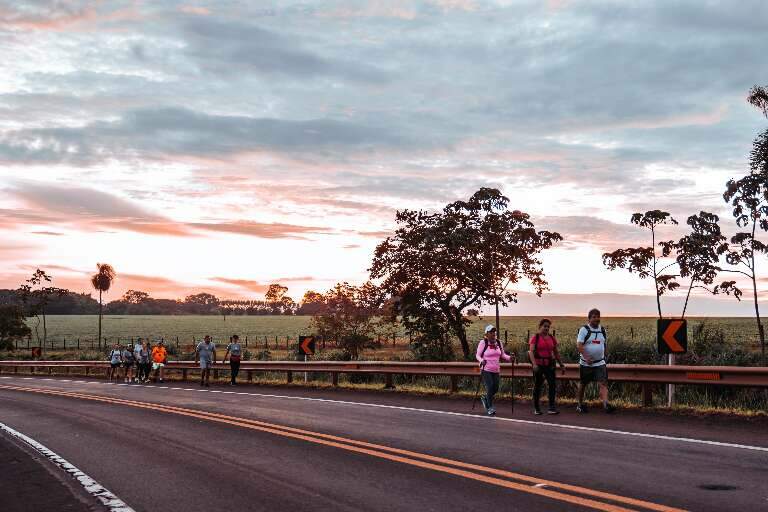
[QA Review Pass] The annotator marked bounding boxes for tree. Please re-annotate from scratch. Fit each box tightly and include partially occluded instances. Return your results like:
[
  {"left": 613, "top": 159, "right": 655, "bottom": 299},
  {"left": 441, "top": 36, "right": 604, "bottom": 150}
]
[
  {"left": 674, "top": 212, "right": 731, "bottom": 318},
  {"left": 748, "top": 84, "right": 768, "bottom": 118},
  {"left": 296, "top": 290, "right": 325, "bottom": 315},
  {"left": 310, "top": 282, "right": 387, "bottom": 359},
  {"left": 0, "top": 304, "right": 31, "bottom": 350},
  {"left": 90, "top": 263, "right": 116, "bottom": 347},
  {"left": 371, "top": 188, "right": 561, "bottom": 359},
  {"left": 265, "top": 284, "right": 293, "bottom": 315},
  {"left": 17, "top": 269, "right": 67, "bottom": 348},
  {"left": 183, "top": 293, "right": 220, "bottom": 314},
  {"left": 123, "top": 290, "right": 150, "bottom": 304},
  {"left": 603, "top": 210, "right": 680, "bottom": 319},
  {"left": 719, "top": 86, "right": 768, "bottom": 365}
]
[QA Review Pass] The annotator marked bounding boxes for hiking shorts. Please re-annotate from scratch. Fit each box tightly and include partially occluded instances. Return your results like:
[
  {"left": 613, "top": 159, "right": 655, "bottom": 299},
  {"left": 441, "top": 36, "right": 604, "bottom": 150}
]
[
  {"left": 579, "top": 365, "right": 608, "bottom": 384},
  {"left": 110, "top": 362, "right": 120, "bottom": 369},
  {"left": 199, "top": 359, "right": 213, "bottom": 369},
  {"left": 152, "top": 362, "right": 165, "bottom": 370}
]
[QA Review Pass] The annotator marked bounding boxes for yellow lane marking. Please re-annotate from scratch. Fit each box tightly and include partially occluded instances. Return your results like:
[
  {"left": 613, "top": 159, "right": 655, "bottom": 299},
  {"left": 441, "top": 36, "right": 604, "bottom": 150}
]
[{"left": 0, "top": 384, "right": 687, "bottom": 512}]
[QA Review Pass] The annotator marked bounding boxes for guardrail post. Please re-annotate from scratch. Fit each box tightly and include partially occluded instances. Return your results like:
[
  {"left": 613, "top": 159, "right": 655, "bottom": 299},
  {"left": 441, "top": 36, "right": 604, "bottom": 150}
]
[
  {"left": 287, "top": 371, "right": 293, "bottom": 383},
  {"left": 450, "top": 375, "right": 458, "bottom": 393},
  {"left": 48, "top": 367, "right": 52, "bottom": 375},
  {"left": 331, "top": 372, "right": 339, "bottom": 386},
  {"left": 384, "top": 373, "right": 394, "bottom": 389},
  {"left": 642, "top": 383, "right": 653, "bottom": 407},
  {"left": 182, "top": 369, "right": 188, "bottom": 381},
  {"left": 213, "top": 369, "right": 219, "bottom": 380},
  {"left": 85, "top": 367, "right": 89, "bottom": 376},
  {"left": 247, "top": 370, "right": 253, "bottom": 382}
]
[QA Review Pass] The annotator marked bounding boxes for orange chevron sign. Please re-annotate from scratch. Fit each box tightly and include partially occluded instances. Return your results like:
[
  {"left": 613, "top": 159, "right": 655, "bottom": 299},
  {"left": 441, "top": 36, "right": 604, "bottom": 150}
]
[
  {"left": 657, "top": 319, "right": 687, "bottom": 354},
  {"left": 298, "top": 336, "right": 315, "bottom": 356}
]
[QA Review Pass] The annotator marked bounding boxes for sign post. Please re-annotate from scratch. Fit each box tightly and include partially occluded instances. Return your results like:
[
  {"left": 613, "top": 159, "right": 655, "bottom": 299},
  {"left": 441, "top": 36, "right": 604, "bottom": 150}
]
[
  {"left": 298, "top": 336, "right": 316, "bottom": 383},
  {"left": 657, "top": 319, "right": 688, "bottom": 407}
]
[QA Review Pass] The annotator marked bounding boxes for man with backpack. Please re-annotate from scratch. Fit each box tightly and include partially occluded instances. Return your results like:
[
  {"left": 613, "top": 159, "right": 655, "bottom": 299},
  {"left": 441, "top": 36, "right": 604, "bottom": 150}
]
[
  {"left": 576, "top": 308, "right": 615, "bottom": 414},
  {"left": 528, "top": 318, "right": 565, "bottom": 415}
]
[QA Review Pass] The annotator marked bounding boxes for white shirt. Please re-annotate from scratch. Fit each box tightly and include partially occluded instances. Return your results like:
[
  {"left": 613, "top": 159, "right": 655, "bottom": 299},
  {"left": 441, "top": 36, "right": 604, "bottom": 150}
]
[{"left": 577, "top": 325, "right": 606, "bottom": 367}]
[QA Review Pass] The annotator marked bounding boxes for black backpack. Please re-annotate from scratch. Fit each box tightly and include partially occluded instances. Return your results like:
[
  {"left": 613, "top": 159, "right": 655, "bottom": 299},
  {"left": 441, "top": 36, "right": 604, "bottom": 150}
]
[
  {"left": 479, "top": 339, "right": 505, "bottom": 359},
  {"left": 581, "top": 324, "right": 606, "bottom": 342},
  {"left": 580, "top": 325, "right": 607, "bottom": 363},
  {"left": 532, "top": 333, "right": 557, "bottom": 366}
]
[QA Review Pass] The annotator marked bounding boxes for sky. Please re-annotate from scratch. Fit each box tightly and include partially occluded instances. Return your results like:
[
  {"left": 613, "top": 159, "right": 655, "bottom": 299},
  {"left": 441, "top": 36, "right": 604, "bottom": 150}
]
[{"left": 1, "top": 0, "right": 767, "bottom": 315}]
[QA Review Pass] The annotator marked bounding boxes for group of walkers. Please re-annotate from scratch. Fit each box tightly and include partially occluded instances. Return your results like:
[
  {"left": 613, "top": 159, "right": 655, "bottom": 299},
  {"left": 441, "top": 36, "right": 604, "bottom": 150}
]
[
  {"left": 476, "top": 308, "right": 615, "bottom": 416},
  {"left": 107, "top": 339, "right": 168, "bottom": 383},
  {"left": 108, "top": 310, "right": 613, "bottom": 416},
  {"left": 106, "top": 335, "right": 243, "bottom": 387}
]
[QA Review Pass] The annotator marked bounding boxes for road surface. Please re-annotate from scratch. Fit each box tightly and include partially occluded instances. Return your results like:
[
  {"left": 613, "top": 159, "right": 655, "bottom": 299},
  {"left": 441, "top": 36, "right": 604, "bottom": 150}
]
[{"left": 0, "top": 375, "right": 766, "bottom": 511}]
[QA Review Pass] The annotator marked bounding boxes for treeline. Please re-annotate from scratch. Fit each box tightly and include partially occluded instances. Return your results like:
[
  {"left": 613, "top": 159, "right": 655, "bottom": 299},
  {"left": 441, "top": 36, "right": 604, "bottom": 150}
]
[{"left": 0, "top": 284, "right": 339, "bottom": 317}]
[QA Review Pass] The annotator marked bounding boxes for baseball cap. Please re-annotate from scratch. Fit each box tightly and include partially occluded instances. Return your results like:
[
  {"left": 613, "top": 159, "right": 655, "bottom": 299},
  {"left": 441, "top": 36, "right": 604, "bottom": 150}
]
[{"left": 484, "top": 325, "right": 497, "bottom": 333}]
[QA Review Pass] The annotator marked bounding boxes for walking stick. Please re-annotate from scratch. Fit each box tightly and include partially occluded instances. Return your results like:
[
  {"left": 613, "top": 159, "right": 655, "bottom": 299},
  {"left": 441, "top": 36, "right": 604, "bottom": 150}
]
[
  {"left": 472, "top": 362, "right": 485, "bottom": 411},
  {"left": 510, "top": 353, "right": 516, "bottom": 414}
]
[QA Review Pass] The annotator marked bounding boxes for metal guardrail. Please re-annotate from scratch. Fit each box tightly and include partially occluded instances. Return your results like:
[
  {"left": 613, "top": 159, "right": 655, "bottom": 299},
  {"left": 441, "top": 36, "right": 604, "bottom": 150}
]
[{"left": 1, "top": 361, "right": 766, "bottom": 407}]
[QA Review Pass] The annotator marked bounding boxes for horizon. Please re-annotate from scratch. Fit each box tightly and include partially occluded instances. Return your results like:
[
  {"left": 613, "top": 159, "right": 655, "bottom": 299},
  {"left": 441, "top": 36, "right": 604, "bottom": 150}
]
[{"left": 2, "top": 1, "right": 768, "bottom": 316}]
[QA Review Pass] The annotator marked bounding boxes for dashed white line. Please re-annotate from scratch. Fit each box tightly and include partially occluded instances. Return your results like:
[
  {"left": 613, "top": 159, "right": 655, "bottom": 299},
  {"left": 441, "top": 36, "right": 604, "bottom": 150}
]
[
  {"left": 3, "top": 375, "right": 767, "bottom": 453},
  {"left": 0, "top": 421, "right": 135, "bottom": 512}
]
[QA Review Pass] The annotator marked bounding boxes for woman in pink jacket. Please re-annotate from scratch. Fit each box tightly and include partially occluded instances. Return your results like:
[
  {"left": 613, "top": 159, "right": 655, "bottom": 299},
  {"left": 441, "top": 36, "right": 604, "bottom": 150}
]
[{"left": 476, "top": 325, "right": 513, "bottom": 416}]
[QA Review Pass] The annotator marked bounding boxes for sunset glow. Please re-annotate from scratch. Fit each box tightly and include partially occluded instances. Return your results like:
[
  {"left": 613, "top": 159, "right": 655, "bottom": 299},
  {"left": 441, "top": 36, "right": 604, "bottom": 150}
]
[{"left": 1, "top": 1, "right": 767, "bottom": 315}]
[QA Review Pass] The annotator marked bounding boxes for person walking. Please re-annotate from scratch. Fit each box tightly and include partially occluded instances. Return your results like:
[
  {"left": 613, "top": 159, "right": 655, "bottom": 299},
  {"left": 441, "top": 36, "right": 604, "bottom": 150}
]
[
  {"left": 195, "top": 335, "right": 217, "bottom": 387},
  {"left": 528, "top": 319, "right": 565, "bottom": 415},
  {"left": 122, "top": 343, "right": 136, "bottom": 383},
  {"left": 576, "top": 309, "right": 615, "bottom": 414},
  {"left": 475, "top": 325, "right": 513, "bottom": 416},
  {"left": 107, "top": 343, "right": 122, "bottom": 382},
  {"left": 223, "top": 335, "right": 242, "bottom": 386},
  {"left": 151, "top": 340, "right": 168, "bottom": 383},
  {"left": 136, "top": 339, "right": 151, "bottom": 383}
]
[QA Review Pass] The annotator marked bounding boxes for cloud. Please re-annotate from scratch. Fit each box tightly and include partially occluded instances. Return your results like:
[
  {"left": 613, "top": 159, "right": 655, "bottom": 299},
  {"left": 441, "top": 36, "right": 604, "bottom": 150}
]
[
  {"left": 0, "top": 108, "right": 408, "bottom": 164},
  {"left": 180, "top": 17, "right": 389, "bottom": 83},
  {"left": 190, "top": 220, "right": 333, "bottom": 240},
  {"left": 209, "top": 277, "right": 269, "bottom": 294},
  {"left": 5, "top": 181, "right": 191, "bottom": 237}
]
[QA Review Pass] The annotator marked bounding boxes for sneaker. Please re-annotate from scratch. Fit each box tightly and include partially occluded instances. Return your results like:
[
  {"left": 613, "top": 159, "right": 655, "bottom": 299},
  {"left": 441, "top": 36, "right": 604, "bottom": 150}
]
[
  {"left": 487, "top": 408, "right": 496, "bottom": 416},
  {"left": 547, "top": 408, "right": 560, "bottom": 415},
  {"left": 533, "top": 408, "right": 543, "bottom": 416},
  {"left": 479, "top": 396, "right": 488, "bottom": 412},
  {"left": 576, "top": 404, "right": 589, "bottom": 414},
  {"left": 604, "top": 403, "right": 616, "bottom": 414}
]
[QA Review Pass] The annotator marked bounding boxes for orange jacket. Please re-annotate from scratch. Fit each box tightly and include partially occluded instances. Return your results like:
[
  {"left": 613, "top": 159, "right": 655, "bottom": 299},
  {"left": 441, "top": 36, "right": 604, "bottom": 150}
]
[{"left": 151, "top": 346, "right": 167, "bottom": 364}]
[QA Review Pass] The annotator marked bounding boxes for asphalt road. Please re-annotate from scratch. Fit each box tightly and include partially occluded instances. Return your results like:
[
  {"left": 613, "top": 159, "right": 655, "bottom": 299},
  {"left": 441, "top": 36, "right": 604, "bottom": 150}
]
[{"left": 0, "top": 375, "right": 766, "bottom": 512}]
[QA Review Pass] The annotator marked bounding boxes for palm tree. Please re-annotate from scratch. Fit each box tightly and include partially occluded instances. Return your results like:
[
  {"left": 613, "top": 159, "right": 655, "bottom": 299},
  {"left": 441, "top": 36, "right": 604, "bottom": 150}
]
[{"left": 91, "top": 263, "right": 116, "bottom": 349}]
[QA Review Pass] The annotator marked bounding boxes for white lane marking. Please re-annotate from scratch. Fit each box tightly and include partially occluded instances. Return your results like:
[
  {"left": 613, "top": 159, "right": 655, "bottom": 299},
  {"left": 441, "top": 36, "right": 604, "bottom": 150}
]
[
  {"left": 4, "top": 376, "right": 768, "bottom": 453},
  {"left": 533, "top": 484, "right": 548, "bottom": 488},
  {"left": 0, "top": 421, "right": 135, "bottom": 512}
]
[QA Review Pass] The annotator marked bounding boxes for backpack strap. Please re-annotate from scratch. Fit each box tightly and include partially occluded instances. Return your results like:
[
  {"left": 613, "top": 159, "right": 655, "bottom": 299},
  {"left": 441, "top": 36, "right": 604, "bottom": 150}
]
[{"left": 532, "top": 333, "right": 540, "bottom": 359}]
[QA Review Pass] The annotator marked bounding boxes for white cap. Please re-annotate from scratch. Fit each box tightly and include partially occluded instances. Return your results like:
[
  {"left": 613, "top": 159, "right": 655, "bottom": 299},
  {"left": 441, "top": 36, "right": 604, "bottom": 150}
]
[{"left": 484, "top": 324, "right": 497, "bottom": 333}]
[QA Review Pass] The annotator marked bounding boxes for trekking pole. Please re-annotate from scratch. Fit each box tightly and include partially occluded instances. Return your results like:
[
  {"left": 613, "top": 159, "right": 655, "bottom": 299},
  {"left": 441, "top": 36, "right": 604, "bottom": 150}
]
[
  {"left": 510, "top": 354, "right": 515, "bottom": 414},
  {"left": 471, "top": 363, "right": 484, "bottom": 411}
]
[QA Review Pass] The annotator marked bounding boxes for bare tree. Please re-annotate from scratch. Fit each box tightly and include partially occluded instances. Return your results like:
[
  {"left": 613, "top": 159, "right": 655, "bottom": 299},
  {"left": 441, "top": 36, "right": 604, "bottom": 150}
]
[{"left": 602, "top": 210, "right": 679, "bottom": 319}]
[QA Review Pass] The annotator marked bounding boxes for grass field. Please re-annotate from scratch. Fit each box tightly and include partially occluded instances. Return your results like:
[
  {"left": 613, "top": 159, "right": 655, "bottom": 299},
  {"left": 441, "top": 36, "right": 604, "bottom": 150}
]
[{"left": 21, "top": 314, "right": 763, "bottom": 354}]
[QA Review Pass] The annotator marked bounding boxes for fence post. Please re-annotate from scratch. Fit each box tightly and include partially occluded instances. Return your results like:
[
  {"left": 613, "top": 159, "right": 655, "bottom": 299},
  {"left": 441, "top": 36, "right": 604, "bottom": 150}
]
[
  {"left": 450, "top": 375, "right": 458, "bottom": 393},
  {"left": 642, "top": 383, "right": 653, "bottom": 407},
  {"left": 384, "top": 373, "right": 394, "bottom": 389},
  {"left": 331, "top": 372, "right": 339, "bottom": 386},
  {"left": 287, "top": 371, "right": 293, "bottom": 383}
]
